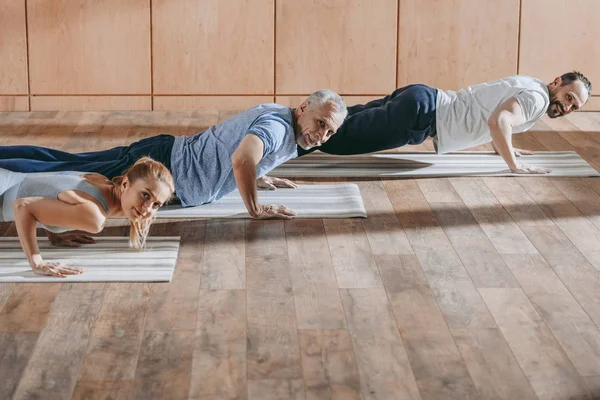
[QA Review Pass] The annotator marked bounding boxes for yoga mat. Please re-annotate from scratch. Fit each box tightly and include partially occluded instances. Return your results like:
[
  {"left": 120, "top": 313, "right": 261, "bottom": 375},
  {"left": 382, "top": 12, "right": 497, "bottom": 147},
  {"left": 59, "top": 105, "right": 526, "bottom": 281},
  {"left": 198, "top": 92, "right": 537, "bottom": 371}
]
[
  {"left": 157, "top": 183, "right": 367, "bottom": 219},
  {"left": 0, "top": 236, "right": 180, "bottom": 282},
  {"left": 270, "top": 151, "right": 600, "bottom": 178}
]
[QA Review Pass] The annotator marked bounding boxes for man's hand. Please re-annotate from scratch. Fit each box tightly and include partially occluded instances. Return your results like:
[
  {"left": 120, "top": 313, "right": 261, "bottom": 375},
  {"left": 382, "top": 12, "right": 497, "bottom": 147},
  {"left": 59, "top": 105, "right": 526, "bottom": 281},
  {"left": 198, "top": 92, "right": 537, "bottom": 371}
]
[
  {"left": 32, "top": 261, "right": 83, "bottom": 278},
  {"left": 45, "top": 231, "right": 96, "bottom": 247},
  {"left": 511, "top": 163, "right": 552, "bottom": 174},
  {"left": 253, "top": 204, "right": 297, "bottom": 220},
  {"left": 257, "top": 175, "right": 298, "bottom": 190}
]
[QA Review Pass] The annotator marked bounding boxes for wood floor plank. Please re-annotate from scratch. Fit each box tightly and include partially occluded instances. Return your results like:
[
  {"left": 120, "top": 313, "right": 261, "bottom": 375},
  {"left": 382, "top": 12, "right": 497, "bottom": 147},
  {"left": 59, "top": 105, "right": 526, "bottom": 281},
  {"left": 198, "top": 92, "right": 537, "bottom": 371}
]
[
  {"left": 285, "top": 220, "right": 346, "bottom": 330},
  {"left": 0, "top": 282, "right": 14, "bottom": 313},
  {"left": 528, "top": 118, "right": 578, "bottom": 151},
  {"left": 201, "top": 220, "right": 245, "bottom": 289},
  {"left": 145, "top": 220, "right": 206, "bottom": 331},
  {"left": 449, "top": 177, "right": 538, "bottom": 254},
  {"left": 0, "top": 332, "right": 40, "bottom": 400},
  {"left": 511, "top": 130, "right": 547, "bottom": 151},
  {"left": 144, "top": 258, "right": 201, "bottom": 331},
  {"left": 0, "top": 283, "right": 62, "bottom": 332},
  {"left": 340, "top": 288, "right": 421, "bottom": 400},
  {"left": 483, "top": 177, "right": 600, "bottom": 328},
  {"left": 72, "top": 381, "right": 132, "bottom": 400},
  {"left": 376, "top": 254, "right": 480, "bottom": 400},
  {"left": 75, "top": 283, "right": 152, "bottom": 387},
  {"left": 356, "top": 180, "right": 413, "bottom": 255},
  {"left": 323, "top": 219, "right": 383, "bottom": 288},
  {"left": 523, "top": 224, "right": 600, "bottom": 328},
  {"left": 298, "top": 329, "right": 362, "bottom": 400},
  {"left": 451, "top": 328, "right": 538, "bottom": 400},
  {"left": 384, "top": 180, "right": 496, "bottom": 330},
  {"left": 130, "top": 330, "right": 195, "bottom": 400},
  {"left": 13, "top": 283, "right": 106, "bottom": 399},
  {"left": 189, "top": 289, "right": 246, "bottom": 400},
  {"left": 476, "top": 177, "right": 553, "bottom": 228},
  {"left": 551, "top": 177, "right": 600, "bottom": 231},
  {"left": 246, "top": 220, "right": 303, "bottom": 380},
  {"left": 430, "top": 201, "right": 520, "bottom": 288},
  {"left": 417, "top": 178, "right": 463, "bottom": 204},
  {"left": 247, "top": 379, "right": 306, "bottom": 400},
  {"left": 514, "top": 177, "right": 600, "bottom": 271},
  {"left": 480, "top": 288, "right": 590, "bottom": 399},
  {"left": 502, "top": 255, "right": 600, "bottom": 383},
  {"left": 419, "top": 179, "right": 520, "bottom": 288}
]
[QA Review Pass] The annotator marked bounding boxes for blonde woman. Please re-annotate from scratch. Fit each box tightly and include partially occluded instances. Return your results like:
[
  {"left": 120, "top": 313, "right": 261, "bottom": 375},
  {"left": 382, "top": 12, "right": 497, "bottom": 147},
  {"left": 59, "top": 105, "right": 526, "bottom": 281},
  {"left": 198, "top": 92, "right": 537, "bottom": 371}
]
[{"left": 0, "top": 157, "right": 175, "bottom": 278}]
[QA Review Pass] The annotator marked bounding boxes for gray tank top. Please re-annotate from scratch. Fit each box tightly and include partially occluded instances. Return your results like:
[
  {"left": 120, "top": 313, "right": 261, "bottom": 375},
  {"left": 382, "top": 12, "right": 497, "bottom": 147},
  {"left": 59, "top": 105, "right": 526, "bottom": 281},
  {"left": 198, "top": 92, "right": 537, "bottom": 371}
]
[{"left": 0, "top": 169, "right": 110, "bottom": 233}]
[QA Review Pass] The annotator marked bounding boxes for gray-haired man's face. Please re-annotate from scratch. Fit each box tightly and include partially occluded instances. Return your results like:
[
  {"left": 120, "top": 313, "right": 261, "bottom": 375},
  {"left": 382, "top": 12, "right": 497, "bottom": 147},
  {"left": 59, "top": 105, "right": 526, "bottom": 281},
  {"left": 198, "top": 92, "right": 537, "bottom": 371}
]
[{"left": 295, "top": 101, "right": 344, "bottom": 150}]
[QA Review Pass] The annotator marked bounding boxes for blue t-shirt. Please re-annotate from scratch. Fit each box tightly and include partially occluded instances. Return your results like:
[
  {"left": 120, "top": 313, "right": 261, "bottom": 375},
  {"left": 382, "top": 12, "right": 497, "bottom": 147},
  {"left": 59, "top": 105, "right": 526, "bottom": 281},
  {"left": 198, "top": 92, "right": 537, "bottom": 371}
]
[{"left": 170, "top": 104, "right": 298, "bottom": 206}]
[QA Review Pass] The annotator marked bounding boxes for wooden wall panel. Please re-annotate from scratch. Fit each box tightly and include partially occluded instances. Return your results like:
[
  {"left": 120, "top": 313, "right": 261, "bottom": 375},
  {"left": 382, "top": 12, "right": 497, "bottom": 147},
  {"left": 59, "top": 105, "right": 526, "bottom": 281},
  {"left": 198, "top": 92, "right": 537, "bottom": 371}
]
[
  {"left": 398, "top": 0, "right": 520, "bottom": 90},
  {"left": 276, "top": 0, "right": 397, "bottom": 94},
  {"left": 152, "top": 0, "right": 274, "bottom": 95},
  {"left": 154, "top": 96, "right": 274, "bottom": 110},
  {"left": 276, "top": 96, "right": 382, "bottom": 108},
  {"left": 27, "top": 0, "right": 151, "bottom": 95},
  {"left": 520, "top": 0, "right": 600, "bottom": 88},
  {"left": 0, "top": 0, "right": 28, "bottom": 94},
  {"left": 0, "top": 97, "right": 29, "bottom": 111},
  {"left": 30, "top": 96, "right": 151, "bottom": 111},
  {"left": 583, "top": 97, "right": 600, "bottom": 112}
]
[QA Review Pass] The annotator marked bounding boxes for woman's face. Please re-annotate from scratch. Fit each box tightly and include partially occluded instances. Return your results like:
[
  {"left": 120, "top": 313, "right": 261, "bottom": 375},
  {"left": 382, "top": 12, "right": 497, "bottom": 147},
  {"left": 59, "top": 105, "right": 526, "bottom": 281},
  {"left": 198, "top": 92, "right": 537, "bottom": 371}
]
[{"left": 120, "top": 177, "right": 172, "bottom": 221}]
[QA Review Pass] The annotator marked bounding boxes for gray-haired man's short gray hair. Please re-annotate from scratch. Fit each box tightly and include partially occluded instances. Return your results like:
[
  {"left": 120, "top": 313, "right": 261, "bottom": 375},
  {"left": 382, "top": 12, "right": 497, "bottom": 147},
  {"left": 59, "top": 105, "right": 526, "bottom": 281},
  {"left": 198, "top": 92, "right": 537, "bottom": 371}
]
[{"left": 306, "top": 89, "right": 348, "bottom": 121}]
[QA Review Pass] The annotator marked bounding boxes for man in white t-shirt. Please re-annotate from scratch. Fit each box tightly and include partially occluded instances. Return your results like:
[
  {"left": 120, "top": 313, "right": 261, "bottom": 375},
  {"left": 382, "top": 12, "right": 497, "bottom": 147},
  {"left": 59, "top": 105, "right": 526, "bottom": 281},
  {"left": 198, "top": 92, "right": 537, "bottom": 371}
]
[{"left": 300, "top": 71, "right": 592, "bottom": 174}]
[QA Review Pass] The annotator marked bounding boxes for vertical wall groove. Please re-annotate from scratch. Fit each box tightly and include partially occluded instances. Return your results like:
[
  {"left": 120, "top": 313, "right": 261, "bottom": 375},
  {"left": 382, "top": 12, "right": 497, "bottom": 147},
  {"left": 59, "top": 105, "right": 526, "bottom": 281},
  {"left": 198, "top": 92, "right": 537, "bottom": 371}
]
[
  {"left": 273, "top": 0, "right": 277, "bottom": 101},
  {"left": 395, "top": 0, "right": 400, "bottom": 88},
  {"left": 150, "top": 0, "right": 154, "bottom": 110},
  {"left": 517, "top": 0, "right": 523, "bottom": 75},
  {"left": 24, "top": 0, "right": 31, "bottom": 110}
]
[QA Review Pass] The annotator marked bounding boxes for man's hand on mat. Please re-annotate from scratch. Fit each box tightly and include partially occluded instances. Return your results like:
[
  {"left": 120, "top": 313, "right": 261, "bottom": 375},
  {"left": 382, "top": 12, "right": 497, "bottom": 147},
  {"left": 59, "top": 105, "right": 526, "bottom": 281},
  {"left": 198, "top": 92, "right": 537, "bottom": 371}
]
[
  {"left": 257, "top": 175, "right": 298, "bottom": 190},
  {"left": 254, "top": 204, "right": 297, "bottom": 220},
  {"left": 32, "top": 261, "right": 84, "bottom": 278},
  {"left": 46, "top": 231, "right": 96, "bottom": 247},
  {"left": 511, "top": 163, "right": 552, "bottom": 174}
]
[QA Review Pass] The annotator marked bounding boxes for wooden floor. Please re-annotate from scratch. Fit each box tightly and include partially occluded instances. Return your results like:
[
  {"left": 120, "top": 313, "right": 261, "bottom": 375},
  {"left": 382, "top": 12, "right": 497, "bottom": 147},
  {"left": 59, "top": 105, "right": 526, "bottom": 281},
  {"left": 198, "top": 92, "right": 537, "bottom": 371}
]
[{"left": 2, "top": 110, "right": 600, "bottom": 400}]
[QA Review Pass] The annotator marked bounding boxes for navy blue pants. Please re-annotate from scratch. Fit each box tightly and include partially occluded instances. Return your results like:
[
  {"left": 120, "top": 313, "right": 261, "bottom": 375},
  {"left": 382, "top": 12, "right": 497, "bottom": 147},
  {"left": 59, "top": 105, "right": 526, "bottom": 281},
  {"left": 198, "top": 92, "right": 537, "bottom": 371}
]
[
  {"left": 0, "top": 134, "right": 175, "bottom": 179},
  {"left": 299, "top": 84, "right": 437, "bottom": 156}
]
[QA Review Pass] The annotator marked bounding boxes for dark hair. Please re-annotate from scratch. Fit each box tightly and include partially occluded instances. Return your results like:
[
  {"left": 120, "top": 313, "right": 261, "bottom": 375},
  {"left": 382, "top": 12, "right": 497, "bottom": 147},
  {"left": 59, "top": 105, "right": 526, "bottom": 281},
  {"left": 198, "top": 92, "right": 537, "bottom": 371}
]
[{"left": 560, "top": 71, "right": 592, "bottom": 95}]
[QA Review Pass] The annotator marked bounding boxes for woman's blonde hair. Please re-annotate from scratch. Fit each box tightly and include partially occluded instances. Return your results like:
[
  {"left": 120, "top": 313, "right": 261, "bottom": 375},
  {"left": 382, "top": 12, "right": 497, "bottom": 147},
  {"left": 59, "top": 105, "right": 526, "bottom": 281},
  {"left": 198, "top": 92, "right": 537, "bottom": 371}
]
[{"left": 112, "top": 156, "right": 175, "bottom": 250}]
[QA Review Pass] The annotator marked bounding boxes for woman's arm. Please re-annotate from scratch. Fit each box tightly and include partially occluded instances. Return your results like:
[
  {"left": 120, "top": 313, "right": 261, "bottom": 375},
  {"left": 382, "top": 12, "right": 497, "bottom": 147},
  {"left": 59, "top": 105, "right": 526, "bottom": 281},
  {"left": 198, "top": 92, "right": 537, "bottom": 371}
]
[{"left": 13, "top": 197, "right": 104, "bottom": 277}]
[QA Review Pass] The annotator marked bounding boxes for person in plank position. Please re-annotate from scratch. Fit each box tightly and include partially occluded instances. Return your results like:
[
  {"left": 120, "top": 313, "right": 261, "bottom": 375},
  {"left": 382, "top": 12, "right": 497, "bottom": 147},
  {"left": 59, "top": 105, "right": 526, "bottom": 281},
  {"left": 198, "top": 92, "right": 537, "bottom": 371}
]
[
  {"left": 0, "top": 157, "right": 175, "bottom": 277},
  {"left": 0, "top": 90, "right": 347, "bottom": 219},
  {"left": 299, "top": 71, "right": 592, "bottom": 174}
]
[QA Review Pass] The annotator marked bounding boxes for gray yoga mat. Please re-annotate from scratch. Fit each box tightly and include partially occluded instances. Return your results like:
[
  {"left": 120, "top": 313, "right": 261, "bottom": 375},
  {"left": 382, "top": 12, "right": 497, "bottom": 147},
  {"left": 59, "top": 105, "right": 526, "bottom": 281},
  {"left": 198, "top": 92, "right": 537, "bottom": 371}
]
[
  {"left": 157, "top": 183, "right": 367, "bottom": 219},
  {"left": 0, "top": 236, "right": 180, "bottom": 282},
  {"left": 270, "top": 151, "right": 600, "bottom": 178}
]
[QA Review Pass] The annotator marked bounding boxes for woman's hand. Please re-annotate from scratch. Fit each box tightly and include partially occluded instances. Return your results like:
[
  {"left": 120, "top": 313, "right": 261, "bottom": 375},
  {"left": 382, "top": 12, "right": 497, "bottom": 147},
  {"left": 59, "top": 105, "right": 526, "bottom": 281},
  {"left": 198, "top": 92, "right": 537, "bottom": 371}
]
[{"left": 32, "top": 261, "right": 83, "bottom": 278}]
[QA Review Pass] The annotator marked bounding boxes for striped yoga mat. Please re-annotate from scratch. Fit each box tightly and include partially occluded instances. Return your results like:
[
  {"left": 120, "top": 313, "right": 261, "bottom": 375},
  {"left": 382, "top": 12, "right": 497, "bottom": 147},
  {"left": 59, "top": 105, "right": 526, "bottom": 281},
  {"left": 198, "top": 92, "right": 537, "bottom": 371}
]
[
  {"left": 270, "top": 151, "right": 600, "bottom": 178},
  {"left": 157, "top": 183, "right": 367, "bottom": 219},
  {"left": 0, "top": 237, "right": 180, "bottom": 282}
]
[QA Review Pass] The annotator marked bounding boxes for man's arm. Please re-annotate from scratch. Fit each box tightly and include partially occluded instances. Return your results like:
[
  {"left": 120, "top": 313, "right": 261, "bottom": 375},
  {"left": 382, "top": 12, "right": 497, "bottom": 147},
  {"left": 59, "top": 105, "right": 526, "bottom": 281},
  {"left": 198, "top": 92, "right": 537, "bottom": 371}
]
[
  {"left": 488, "top": 97, "right": 551, "bottom": 174},
  {"left": 231, "top": 134, "right": 296, "bottom": 219}
]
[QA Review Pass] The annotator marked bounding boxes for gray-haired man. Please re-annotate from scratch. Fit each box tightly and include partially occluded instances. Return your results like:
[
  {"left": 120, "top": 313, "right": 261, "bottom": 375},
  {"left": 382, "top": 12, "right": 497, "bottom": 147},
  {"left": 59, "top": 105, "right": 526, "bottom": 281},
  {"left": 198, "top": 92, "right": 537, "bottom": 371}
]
[{"left": 0, "top": 90, "right": 348, "bottom": 222}]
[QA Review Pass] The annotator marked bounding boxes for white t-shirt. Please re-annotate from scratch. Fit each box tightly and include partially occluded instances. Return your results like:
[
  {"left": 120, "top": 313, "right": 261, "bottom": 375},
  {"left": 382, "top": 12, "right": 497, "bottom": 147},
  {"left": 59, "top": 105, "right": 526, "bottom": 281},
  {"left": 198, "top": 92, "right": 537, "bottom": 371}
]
[{"left": 435, "top": 75, "right": 550, "bottom": 154}]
